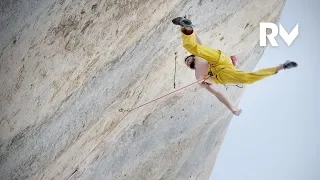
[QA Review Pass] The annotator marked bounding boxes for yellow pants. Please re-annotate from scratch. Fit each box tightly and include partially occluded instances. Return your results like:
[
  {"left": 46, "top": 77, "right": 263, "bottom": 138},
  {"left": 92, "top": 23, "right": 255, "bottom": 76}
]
[{"left": 181, "top": 30, "right": 277, "bottom": 84}]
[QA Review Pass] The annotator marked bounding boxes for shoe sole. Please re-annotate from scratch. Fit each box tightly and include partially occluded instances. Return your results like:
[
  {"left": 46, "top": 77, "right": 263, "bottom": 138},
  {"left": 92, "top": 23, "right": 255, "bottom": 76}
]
[{"left": 172, "top": 17, "right": 183, "bottom": 26}]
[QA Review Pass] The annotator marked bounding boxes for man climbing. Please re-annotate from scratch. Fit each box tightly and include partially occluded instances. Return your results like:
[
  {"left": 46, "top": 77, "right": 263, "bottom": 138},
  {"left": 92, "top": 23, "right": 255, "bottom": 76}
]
[{"left": 172, "top": 17, "right": 298, "bottom": 116}]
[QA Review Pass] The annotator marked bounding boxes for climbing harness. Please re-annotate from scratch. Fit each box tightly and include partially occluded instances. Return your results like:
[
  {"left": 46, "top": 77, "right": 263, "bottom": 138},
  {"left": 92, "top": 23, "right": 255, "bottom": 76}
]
[{"left": 207, "top": 70, "right": 244, "bottom": 90}]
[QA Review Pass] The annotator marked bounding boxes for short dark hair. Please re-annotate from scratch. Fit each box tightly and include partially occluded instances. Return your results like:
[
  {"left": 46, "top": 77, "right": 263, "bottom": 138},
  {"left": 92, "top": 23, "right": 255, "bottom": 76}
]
[
  {"left": 185, "top": 54, "right": 195, "bottom": 69},
  {"left": 185, "top": 54, "right": 195, "bottom": 62}
]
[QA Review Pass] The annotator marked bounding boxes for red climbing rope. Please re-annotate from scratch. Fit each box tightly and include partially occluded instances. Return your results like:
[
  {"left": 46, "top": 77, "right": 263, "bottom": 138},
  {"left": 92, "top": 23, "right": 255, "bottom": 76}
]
[
  {"left": 119, "top": 77, "right": 208, "bottom": 113},
  {"left": 64, "top": 77, "right": 208, "bottom": 180}
]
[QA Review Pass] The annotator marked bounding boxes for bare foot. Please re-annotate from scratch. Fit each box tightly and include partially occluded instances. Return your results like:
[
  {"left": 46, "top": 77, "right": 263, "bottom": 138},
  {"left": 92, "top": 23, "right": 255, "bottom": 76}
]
[{"left": 232, "top": 107, "right": 242, "bottom": 116}]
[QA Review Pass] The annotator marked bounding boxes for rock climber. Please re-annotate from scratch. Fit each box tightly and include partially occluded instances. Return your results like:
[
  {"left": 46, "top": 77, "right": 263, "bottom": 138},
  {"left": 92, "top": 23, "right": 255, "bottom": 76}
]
[{"left": 172, "top": 17, "right": 298, "bottom": 116}]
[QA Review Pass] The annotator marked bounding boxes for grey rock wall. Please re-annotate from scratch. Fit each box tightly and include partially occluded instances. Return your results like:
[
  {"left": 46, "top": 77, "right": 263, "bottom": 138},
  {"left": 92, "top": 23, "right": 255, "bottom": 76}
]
[{"left": 0, "top": 0, "right": 285, "bottom": 179}]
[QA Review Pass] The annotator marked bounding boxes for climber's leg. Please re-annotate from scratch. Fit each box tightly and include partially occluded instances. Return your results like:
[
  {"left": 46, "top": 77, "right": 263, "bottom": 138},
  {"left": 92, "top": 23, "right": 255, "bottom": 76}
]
[
  {"left": 218, "top": 60, "right": 298, "bottom": 84},
  {"left": 172, "top": 17, "right": 221, "bottom": 66},
  {"left": 219, "top": 67, "right": 278, "bottom": 84}
]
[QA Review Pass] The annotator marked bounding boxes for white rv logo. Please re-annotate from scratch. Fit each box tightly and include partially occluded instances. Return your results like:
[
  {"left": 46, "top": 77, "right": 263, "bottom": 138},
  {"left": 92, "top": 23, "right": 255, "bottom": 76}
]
[{"left": 260, "top": 22, "right": 299, "bottom": 47}]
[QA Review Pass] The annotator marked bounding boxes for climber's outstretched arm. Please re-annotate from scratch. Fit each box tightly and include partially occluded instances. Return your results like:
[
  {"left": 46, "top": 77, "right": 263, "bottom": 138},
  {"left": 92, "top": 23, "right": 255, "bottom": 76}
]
[{"left": 198, "top": 77, "right": 242, "bottom": 116}]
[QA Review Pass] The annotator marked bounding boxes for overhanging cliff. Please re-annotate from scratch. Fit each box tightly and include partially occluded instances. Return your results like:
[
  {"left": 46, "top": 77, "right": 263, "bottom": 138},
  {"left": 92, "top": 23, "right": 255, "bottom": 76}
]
[{"left": 0, "top": 0, "right": 285, "bottom": 179}]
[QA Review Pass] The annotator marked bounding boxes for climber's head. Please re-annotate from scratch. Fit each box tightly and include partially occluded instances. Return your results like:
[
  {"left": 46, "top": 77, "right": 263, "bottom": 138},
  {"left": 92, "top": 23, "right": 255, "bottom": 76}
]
[{"left": 185, "top": 54, "right": 195, "bottom": 69}]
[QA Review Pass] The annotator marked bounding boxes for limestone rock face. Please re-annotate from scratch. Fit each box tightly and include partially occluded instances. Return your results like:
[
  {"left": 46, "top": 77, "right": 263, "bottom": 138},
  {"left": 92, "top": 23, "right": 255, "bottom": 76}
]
[{"left": 0, "top": 0, "right": 285, "bottom": 179}]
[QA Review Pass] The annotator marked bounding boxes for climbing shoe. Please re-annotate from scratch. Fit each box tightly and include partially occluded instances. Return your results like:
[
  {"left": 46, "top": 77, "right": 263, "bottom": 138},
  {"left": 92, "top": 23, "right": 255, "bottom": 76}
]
[
  {"left": 283, "top": 60, "right": 298, "bottom": 69},
  {"left": 172, "top": 17, "right": 193, "bottom": 28}
]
